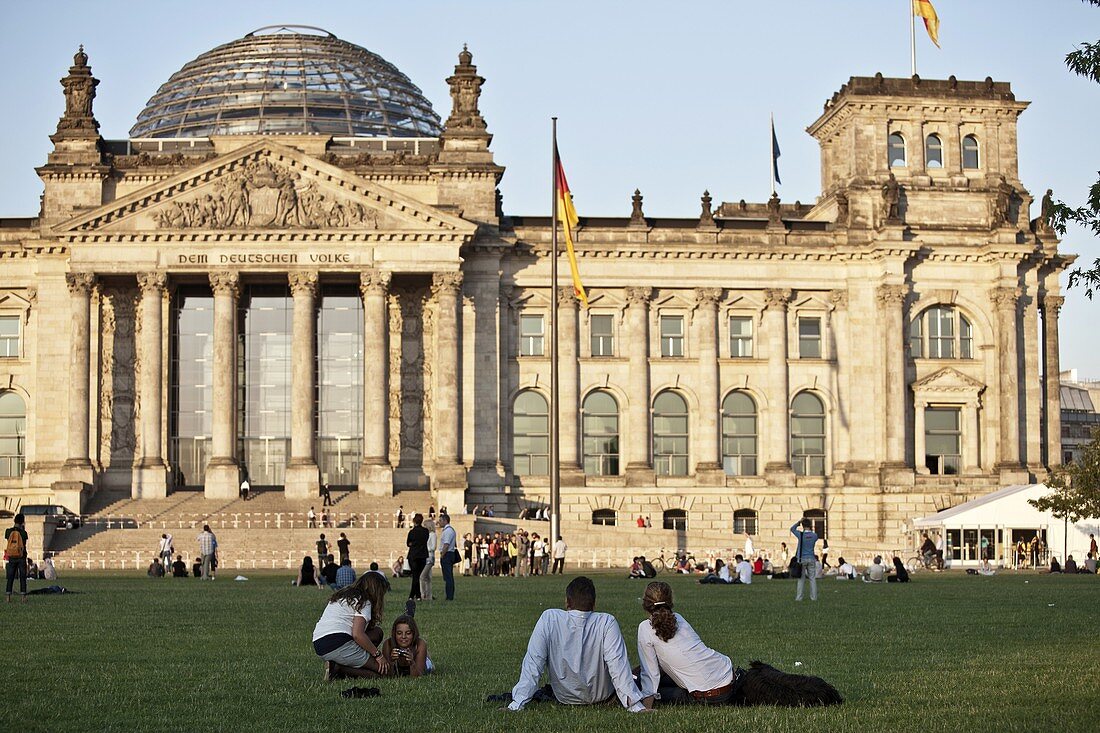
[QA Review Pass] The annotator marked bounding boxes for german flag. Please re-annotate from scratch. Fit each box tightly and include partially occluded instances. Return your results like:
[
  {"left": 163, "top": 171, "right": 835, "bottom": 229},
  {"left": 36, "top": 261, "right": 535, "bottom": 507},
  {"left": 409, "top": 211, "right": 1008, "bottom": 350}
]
[
  {"left": 554, "top": 147, "right": 588, "bottom": 308},
  {"left": 913, "top": 0, "right": 940, "bottom": 48}
]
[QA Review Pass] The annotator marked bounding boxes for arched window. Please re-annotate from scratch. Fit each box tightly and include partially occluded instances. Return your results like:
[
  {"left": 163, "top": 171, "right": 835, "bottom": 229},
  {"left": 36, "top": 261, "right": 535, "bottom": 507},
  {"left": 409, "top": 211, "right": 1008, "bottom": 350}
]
[
  {"left": 722, "top": 392, "right": 757, "bottom": 476},
  {"left": 592, "top": 508, "right": 617, "bottom": 526},
  {"left": 0, "top": 391, "right": 26, "bottom": 478},
  {"left": 791, "top": 392, "right": 826, "bottom": 477},
  {"left": 663, "top": 509, "right": 687, "bottom": 531},
  {"left": 733, "top": 509, "right": 758, "bottom": 535},
  {"left": 909, "top": 306, "right": 974, "bottom": 359},
  {"left": 925, "top": 134, "right": 943, "bottom": 168},
  {"left": 582, "top": 391, "right": 619, "bottom": 476},
  {"left": 512, "top": 391, "right": 549, "bottom": 476},
  {"left": 962, "top": 135, "right": 980, "bottom": 169},
  {"left": 802, "top": 509, "right": 827, "bottom": 539},
  {"left": 888, "top": 133, "right": 907, "bottom": 167},
  {"left": 653, "top": 391, "right": 689, "bottom": 476}
]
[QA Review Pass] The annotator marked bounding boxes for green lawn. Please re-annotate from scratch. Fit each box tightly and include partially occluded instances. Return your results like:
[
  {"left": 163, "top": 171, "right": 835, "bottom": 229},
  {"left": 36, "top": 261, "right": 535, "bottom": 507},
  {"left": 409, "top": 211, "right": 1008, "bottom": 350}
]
[{"left": 3, "top": 569, "right": 1097, "bottom": 732}]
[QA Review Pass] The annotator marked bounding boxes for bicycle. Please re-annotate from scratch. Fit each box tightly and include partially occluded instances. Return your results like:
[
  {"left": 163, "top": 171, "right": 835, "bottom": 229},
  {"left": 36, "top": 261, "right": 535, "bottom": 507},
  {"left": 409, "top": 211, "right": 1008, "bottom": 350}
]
[{"left": 905, "top": 551, "right": 943, "bottom": 573}]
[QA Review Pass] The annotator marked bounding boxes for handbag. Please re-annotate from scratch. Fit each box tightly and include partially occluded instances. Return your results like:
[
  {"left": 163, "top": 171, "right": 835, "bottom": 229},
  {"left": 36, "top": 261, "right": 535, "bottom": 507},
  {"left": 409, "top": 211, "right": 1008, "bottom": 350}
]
[{"left": 789, "top": 529, "right": 804, "bottom": 578}]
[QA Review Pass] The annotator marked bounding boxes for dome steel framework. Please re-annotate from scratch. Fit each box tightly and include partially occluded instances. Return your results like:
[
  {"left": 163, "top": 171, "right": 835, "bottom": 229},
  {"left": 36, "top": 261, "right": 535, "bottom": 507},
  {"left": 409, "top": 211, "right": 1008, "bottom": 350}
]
[{"left": 129, "top": 26, "right": 442, "bottom": 139}]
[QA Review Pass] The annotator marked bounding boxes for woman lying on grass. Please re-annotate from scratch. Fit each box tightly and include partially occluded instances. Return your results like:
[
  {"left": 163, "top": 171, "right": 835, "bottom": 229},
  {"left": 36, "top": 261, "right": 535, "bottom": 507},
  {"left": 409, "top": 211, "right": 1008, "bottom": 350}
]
[
  {"left": 312, "top": 571, "right": 391, "bottom": 680},
  {"left": 637, "top": 581, "right": 735, "bottom": 706},
  {"left": 381, "top": 614, "right": 434, "bottom": 677}
]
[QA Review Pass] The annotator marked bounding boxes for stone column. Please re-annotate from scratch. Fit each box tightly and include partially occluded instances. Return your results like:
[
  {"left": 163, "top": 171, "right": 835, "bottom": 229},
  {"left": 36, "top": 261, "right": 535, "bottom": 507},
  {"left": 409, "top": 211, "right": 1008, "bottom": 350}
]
[
  {"left": 135, "top": 272, "right": 168, "bottom": 498},
  {"left": 694, "top": 288, "right": 724, "bottom": 483},
  {"left": 877, "top": 284, "right": 908, "bottom": 469},
  {"left": 763, "top": 288, "right": 792, "bottom": 475},
  {"left": 62, "top": 272, "right": 96, "bottom": 484},
  {"left": 1022, "top": 280, "right": 1042, "bottom": 470},
  {"left": 204, "top": 271, "right": 241, "bottom": 499},
  {"left": 963, "top": 401, "right": 981, "bottom": 473},
  {"left": 467, "top": 276, "right": 505, "bottom": 487},
  {"left": 624, "top": 286, "right": 654, "bottom": 485},
  {"left": 991, "top": 286, "right": 1022, "bottom": 472},
  {"left": 285, "top": 271, "right": 320, "bottom": 499},
  {"left": 1042, "top": 295, "right": 1064, "bottom": 468},
  {"left": 431, "top": 271, "right": 467, "bottom": 501},
  {"left": 913, "top": 400, "right": 928, "bottom": 474},
  {"left": 557, "top": 287, "right": 584, "bottom": 482},
  {"left": 358, "top": 268, "right": 394, "bottom": 495}
]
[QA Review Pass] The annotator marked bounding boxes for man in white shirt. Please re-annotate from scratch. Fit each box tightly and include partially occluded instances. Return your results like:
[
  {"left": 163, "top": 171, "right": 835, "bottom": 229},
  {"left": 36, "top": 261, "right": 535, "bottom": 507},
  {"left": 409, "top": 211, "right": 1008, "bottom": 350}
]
[
  {"left": 508, "top": 577, "right": 646, "bottom": 712},
  {"left": 438, "top": 513, "right": 458, "bottom": 601},
  {"left": 158, "top": 533, "right": 174, "bottom": 567},
  {"left": 864, "top": 556, "right": 887, "bottom": 582},
  {"left": 837, "top": 557, "right": 856, "bottom": 579},
  {"left": 732, "top": 555, "right": 753, "bottom": 585},
  {"left": 551, "top": 536, "right": 567, "bottom": 575}
]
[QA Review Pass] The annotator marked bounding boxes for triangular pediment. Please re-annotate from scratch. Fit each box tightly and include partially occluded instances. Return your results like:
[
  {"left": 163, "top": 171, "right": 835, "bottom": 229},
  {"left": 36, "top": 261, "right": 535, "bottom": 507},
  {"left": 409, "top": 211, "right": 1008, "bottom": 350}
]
[
  {"left": 911, "top": 367, "right": 986, "bottom": 394},
  {"left": 54, "top": 140, "right": 476, "bottom": 242}
]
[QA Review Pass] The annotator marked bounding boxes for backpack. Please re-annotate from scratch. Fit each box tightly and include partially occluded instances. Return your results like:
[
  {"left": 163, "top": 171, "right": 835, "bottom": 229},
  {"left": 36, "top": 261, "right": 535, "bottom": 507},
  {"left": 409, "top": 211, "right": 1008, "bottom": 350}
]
[{"left": 5, "top": 528, "right": 25, "bottom": 560}]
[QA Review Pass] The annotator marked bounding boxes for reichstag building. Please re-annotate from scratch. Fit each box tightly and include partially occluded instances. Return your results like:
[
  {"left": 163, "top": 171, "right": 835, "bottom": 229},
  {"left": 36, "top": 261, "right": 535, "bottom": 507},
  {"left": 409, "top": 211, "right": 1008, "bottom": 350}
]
[{"left": 0, "top": 26, "right": 1071, "bottom": 550}]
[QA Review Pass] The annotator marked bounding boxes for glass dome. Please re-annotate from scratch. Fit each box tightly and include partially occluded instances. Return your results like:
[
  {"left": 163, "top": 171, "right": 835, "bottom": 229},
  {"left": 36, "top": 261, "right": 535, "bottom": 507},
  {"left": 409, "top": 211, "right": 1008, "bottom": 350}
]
[{"left": 129, "top": 26, "right": 442, "bottom": 139}]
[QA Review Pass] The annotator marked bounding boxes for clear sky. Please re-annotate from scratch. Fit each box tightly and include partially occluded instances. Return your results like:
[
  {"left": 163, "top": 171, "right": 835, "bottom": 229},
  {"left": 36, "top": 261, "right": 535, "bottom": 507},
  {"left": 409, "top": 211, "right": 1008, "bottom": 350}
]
[{"left": 1, "top": 0, "right": 1097, "bottom": 374}]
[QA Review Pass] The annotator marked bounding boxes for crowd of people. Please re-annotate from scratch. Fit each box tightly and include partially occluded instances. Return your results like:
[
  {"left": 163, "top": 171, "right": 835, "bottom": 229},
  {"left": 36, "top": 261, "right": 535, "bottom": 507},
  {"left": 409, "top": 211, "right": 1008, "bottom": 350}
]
[{"left": 459, "top": 529, "right": 566, "bottom": 577}]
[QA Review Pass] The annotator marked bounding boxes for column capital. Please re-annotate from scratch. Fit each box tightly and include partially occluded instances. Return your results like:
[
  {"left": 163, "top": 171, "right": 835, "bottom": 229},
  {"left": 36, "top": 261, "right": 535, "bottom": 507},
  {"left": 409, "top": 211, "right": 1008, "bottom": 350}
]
[
  {"left": 624, "top": 286, "right": 652, "bottom": 306},
  {"left": 694, "top": 287, "right": 723, "bottom": 307},
  {"left": 762, "top": 288, "right": 791, "bottom": 310},
  {"left": 359, "top": 268, "right": 391, "bottom": 296},
  {"left": 556, "top": 286, "right": 579, "bottom": 308},
  {"left": 828, "top": 289, "right": 849, "bottom": 310},
  {"left": 989, "top": 286, "right": 1021, "bottom": 309},
  {"left": 208, "top": 271, "right": 240, "bottom": 298},
  {"left": 288, "top": 270, "right": 319, "bottom": 297},
  {"left": 136, "top": 271, "right": 167, "bottom": 295},
  {"left": 1041, "top": 294, "right": 1065, "bottom": 316},
  {"left": 431, "top": 271, "right": 464, "bottom": 297},
  {"left": 875, "top": 283, "right": 907, "bottom": 307},
  {"left": 65, "top": 272, "right": 96, "bottom": 295}
]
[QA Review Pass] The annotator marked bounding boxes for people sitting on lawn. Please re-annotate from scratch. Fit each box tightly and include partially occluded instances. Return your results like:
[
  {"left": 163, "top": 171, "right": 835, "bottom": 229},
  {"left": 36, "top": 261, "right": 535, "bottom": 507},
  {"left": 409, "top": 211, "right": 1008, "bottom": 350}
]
[
  {"left": 628, "top": 557, "right": 645, "bottom": 579},
  {"left": 381, "top": 614, "right": 433, "bottom": 677},
  {"left": 752, "top": 556, "right": 765, "bottom": 575},
  {"left": 637, "top": 580, "right": 736, "bottom": 706},
  {"left": 313, "top": 571, "right": 391, "bottom": 681},
  {"left": 978, "top": 558, "right": 997, "bottom": 576},
  {"left": 1049, "top": 557, "right": 1063, "bottom": 573},
  {"left": 42, "top": 555, "right": 57, "bottom": 581},
  {"left": 732, "top": 555, "right": 753, "bottom": 585},
  {"left": 1085, "top": 553, "right": 1098, "bottom": 574},
  {"left": 25, "top": 557, "right": 40, "bottom": 580},
  {"left": 335, "top": 558, "right": 356, "bottom": 590},
  {"left": 171, "top": 555, "right": 188, "bottom": 577},
  {"left": 147, "top": 558, "right": 165, "bottom": 578},
  {"left": 864, "top": 556, "right": 887, "bottom": 582},
  {"left": 1064, "top": 555, "right": 1078, "bottom": 574},
  {"left": 674, "top": 555, "right": 692, "bottom": 574},
  {"left": 887, "top": 556, "right": 910, "bottom": 583},
  {"left": 321, "top": 555, "right": 340, "bottom": 588},
  {"left": 294, "top": 556, "right": 323, "bottom": 588},
  {"left": 836, "top": 557, "right": 856, "bottom": 579},
  {"left": 192, "top": 557, "right": 202, "bottom": 577},
  {"left": 506, "top": 576, "right": 645, "bottom": 711},
  {"left": 391, "top": 555, "right": 412, "bottom": 578},
  {"left": 699, "top": 559, "right": 731, "bottom": 585},
  {"left": 639, "top": 556, "right": 658, "bottom": 578}
]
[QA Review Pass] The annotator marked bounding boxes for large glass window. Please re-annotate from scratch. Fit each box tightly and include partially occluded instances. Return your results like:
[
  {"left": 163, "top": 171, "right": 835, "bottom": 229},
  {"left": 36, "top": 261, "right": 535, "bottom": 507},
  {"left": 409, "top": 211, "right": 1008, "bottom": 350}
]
[
  {"left": 239, "top": 286, "right": 292, "bottom": 487},
  {"left": 0, "top": 316, "right": 18, "bottom": 358},
  {"left": 889, "top": 133, "right": 907, "bottom": 167},
  {"left": 729, "top": 316, "right": 753, "bottom": 358},
  {"left": 925, "top": 134, "right": 943, "bottom": 168},
  {"left": 660, "top": 315, "right": 684, "bottom": 357},
  {"left": 0, "top": 391, "right": 26, "bottom": 478},
  {"left": 722, "top": 392, "right": 758, "bottom": 476},
  {"left": 962, "top": 135, "right": 980, "bottom": 169},
  {"left": 513, "top": 391, "right": 549, "bottom": 476},
  {"left": 925, "top": 407, "right": 961, "bottom": 475},
  {"left": 791, "top": 392, "right": 826, "bottom": 476},
  {"left": 798, "top": 317, "right": 822, "bottom": 358},
  {"left": 909, "top": 306, "right": 973, "bottom": 359},
  {"left": 316, "top": 288, "right": 363, "bottom": 488},
  {"left": 590, "top": 314, "right": 615, "bottom": 357},
  {"left": 520, "top": 314, "right": 544, "bottom": 356},
  {"left": 582, "top": 391, "right": 619, "bottom": 476},
  {"left": 653, "top": 391, "right": 689, "bottom": 476},
  {"left": 733, "top": 509, "right": 758, "bottom": 535},
  {"left": 170, "top": 289, "right": 213, "bottom": 487}
]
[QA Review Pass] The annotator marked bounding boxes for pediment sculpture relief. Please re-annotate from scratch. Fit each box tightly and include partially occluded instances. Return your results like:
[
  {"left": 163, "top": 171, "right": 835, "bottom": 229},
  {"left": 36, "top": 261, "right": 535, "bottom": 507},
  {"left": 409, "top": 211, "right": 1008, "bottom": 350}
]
[{"left": 153, "top": 161, "right": 381, "bottom": 230}]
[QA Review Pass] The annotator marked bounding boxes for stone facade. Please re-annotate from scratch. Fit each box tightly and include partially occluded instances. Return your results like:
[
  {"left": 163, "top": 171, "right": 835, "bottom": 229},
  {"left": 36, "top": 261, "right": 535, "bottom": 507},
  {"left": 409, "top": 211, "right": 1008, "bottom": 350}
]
[{"left": 0, "top": 44, "right": 1074, "bottom": 553}]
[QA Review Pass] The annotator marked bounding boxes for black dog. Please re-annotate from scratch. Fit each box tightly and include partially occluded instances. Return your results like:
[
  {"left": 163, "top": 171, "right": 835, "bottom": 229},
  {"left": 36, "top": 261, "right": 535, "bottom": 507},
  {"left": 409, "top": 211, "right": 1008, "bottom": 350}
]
[{"left": 730, "top": 661, "right": 843, "bottom": 707}]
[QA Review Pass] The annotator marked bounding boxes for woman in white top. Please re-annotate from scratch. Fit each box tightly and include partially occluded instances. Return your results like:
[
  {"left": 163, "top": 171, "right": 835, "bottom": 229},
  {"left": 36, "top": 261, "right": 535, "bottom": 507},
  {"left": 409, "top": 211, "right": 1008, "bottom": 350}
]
[
  {"left": 531, "top": 535, "right": 546, "bottom": 575},
  {"left": 638, "top": 581, "right": 735, "bottom": 706},
  {"left": 421, "top": 519, "right": 437, "bottom": 601},
  {"left": 312, "top": 571, "right": 391, "bottom": 680}
]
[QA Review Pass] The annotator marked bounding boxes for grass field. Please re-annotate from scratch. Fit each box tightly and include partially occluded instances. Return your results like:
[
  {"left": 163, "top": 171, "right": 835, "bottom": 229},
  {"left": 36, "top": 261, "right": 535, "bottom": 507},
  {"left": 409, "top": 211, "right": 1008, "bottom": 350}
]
[{"left": 2, "top": 569, "right": 1098, "bottom": 733}]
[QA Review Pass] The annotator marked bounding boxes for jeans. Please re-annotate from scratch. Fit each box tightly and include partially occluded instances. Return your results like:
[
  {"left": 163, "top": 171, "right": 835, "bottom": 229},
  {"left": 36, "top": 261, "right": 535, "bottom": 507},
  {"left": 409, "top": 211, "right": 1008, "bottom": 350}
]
[
  {"left": 440, "top": 551, "right": 456, "bottom": 599},
  {"left": 795, "top": 559, "right": 818, "bottom": 601},
  {"left": 5, "top": 559, "right": 27, "bottom": 596},
  {"left": 201, "top": 553, "right": 214, "bottom": 580},
  {"left": 420, "top": 559, "right": 434, "bottom": 600}
]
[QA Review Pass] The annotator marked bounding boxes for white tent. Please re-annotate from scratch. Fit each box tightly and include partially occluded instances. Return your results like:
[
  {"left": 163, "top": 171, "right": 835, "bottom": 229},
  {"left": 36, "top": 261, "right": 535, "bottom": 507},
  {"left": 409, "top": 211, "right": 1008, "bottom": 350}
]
[{"left": 912, "top": 484, "right": 1099, "bottom": 567}]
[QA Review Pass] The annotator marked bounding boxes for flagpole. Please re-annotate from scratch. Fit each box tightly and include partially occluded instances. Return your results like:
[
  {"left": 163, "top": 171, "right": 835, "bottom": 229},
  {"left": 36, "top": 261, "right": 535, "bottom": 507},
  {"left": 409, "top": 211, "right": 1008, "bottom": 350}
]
[
  {"left": 769, "top": 113, "right": 776, "bottom": 197},
  {"left": 549, "top": 118, "right": 561, "bottom": 549},
  {"left": 910, "top": 0, "right": 917, "bottom": 76}
]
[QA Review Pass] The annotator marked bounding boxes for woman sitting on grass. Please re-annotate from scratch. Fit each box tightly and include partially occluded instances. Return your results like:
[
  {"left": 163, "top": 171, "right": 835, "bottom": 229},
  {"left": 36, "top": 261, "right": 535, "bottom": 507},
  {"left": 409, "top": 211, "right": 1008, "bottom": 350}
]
[
  {"left": 381, "top": 614, "right": 434, "bottom": 677},
  {"left": 698, "top": 559, "right": 731, "bottom": 585},
  {"left": 637, "top": 581, "right": 735, "bottom": 706},
  {"left": 294, "top": 556, "right": 323, "bottom": 588},
  {"left": 887, "top": 556, "right": 910, "bottom": 583},
  {"left": 312, "top": 571, "right": 391, "bottom": 680}
]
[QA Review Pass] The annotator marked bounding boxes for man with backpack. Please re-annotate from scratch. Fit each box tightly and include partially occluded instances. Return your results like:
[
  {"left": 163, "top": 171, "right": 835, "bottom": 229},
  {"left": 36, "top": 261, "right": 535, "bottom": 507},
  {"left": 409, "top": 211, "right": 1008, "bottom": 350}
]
[{"left": 5, "top": 513, "right": 29, "bottom": 602}]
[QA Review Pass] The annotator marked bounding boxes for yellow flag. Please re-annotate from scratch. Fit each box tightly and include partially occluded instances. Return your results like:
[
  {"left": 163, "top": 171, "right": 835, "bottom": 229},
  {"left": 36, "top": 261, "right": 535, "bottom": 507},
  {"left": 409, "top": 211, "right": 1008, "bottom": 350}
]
[
  {"left": 913, "top": 0, "right": 941, "bottom": 48},
  {"left": 554, "top": 149, "right": 589, "bottom": 308}
]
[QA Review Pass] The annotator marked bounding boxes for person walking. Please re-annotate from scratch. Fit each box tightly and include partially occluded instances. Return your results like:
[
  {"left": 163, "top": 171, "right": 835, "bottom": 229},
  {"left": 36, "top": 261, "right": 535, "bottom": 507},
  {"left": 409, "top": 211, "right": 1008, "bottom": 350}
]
[
  {"left": 552, "top": 536, "right": 568, "bottom": 575},
  {"left": 337, "top": 532, "right": 351, "bottom": 564},
  {"left": 420, "top": 519, "right": 437, "bottom": 601},
  {"left": 158, "top": 533, "right": 174, "bottom": 568},
  {"left": 239, "top": 476, "right": 250, "bottom": 501},
  {"left": 197, "top": 524, "right": 217, "bottom": 580},
  {"left": 438, "top": 513, "right": 458, "bottom": 600},
  {"left": 316, "top": 534, "right": 330, "bottom": 569},
  {"left": 406, "top": 513, "right": 429, "bottom": 601},
  {"left": 321, "top": 482, "right": 333, "bottom": 507},
  {"left": 307, "top": 507, "right": 317, "bottom": 529},
  {"left": 791, "top": 519, "right": 820, "bottom": 602},
  {"left": 4, "top": 513, "right": 29, "bottom": 603}
]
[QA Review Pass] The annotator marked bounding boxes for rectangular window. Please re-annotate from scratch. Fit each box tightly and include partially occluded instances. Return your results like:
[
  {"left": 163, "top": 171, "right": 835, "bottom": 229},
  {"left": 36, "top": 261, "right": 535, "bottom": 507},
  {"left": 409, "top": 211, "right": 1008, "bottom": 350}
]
[
  {"left": 929, "top": 310, "right": 955, "bottom": 359},
  {"left": 925, "top": 407, "right": 961, "bottom": 475},
  {"left": 590, "top": 314, "right": 614, "bottom": 357},
  {"left": 729, "top": 316, "right": 753, "bottom": 358},
  {"left": 798, "top": 317, "right": 822, "bottom": 358},
  {"left": 660, "top": 315, "right": 684, "bottom": 357},
  {"left": 519, "top": 314, "right": 544, "bottom": 356},
  {"left": 0, "top": 316, "right": 18, "bottom": 358}
]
